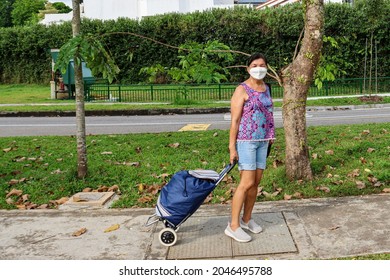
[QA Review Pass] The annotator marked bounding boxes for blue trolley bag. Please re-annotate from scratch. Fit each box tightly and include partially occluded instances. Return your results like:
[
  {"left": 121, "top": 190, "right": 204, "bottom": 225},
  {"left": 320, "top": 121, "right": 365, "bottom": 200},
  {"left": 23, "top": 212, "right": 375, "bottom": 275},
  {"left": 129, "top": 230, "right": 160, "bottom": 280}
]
[{"left": 156, "top": 170, "right": 217, "bottom": 227}]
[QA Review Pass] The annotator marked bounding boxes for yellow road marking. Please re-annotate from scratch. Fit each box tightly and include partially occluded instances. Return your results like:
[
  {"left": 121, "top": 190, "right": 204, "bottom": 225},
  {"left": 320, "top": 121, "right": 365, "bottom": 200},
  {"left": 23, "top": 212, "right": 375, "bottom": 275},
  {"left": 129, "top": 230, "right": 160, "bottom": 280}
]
[{"left": 179, "top": 124, "right": 211, "bottom": 131}]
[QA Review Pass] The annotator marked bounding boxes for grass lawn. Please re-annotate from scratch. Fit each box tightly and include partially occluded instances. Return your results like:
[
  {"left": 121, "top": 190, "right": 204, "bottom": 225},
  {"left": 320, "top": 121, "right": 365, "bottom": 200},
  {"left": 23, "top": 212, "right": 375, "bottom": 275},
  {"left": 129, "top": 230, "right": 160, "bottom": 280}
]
[{"left": 1, "top": 123, "right": 389, "bottom": 210}]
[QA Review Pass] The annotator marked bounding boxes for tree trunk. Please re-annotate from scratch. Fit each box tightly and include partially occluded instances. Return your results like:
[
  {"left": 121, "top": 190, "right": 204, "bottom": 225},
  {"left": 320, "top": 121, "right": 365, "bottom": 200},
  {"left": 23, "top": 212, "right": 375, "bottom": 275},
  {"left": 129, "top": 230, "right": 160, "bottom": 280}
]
[
  {"left": 72, "top": 0, "right": 87, "bottom": 178},
  {"left": 281, "top": 0, "right": 324, "bottom": 180}
]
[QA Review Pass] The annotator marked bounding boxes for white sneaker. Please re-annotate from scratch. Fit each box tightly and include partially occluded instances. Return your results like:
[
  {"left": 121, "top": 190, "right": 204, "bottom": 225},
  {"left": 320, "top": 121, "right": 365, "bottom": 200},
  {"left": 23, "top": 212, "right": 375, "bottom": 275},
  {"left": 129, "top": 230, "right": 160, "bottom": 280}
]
[
  {"left": 240, "top": 218, "right": 263, "bottom": 234},
  {"left": 224, "top": 223, "right": 251, "bottom": 242}
]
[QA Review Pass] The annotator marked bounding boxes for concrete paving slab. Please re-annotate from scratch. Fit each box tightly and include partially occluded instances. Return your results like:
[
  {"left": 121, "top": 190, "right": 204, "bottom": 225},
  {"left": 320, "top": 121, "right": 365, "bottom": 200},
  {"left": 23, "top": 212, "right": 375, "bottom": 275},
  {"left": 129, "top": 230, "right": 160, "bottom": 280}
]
[
  {"left": 167, "top": 216, "right": 232, "bottom": 259},
  {"left": 232, "top": 212, "right": 297, "bottom": 257},
  {"left": 0, "top": 209, "right": 153, "bottom": 260},
  {"left": 152, "top": 212, "right": 297, "bottom": 260},
  {"left": 59, "top": 192, "right": 118, "bottom": 210}
]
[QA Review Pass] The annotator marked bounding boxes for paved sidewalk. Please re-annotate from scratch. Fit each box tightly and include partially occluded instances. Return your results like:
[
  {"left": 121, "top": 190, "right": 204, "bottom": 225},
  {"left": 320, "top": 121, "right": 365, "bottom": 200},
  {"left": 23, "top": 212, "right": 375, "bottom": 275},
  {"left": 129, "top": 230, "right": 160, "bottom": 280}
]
[{"left": 1, "top": 194, "right": 389, "bottom": 260}]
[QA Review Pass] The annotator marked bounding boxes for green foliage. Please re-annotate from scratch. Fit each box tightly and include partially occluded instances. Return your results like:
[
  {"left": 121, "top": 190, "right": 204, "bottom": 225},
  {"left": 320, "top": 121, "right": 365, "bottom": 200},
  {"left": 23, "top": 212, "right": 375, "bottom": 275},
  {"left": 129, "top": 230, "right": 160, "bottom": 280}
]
[
  {"left": 55, "top": 34, "right": 120, "bottom": 83},
  {"left": 0, "top": 3, "right": 390, "bottom": 84},
  {"left": 315, "top": 36, "right": 350, "bottom": 89},
  {"left": 141, "top": 40, "right": 234, "bottom": 84},
  {"left": 0, "top": 0, "right": 15, "bottom": 28},
  {"left": 11, "top": 0, "right": 45, "bottom": 26},
  {"left": 52, "top": 2, "right": 72, "bottom": 14}
]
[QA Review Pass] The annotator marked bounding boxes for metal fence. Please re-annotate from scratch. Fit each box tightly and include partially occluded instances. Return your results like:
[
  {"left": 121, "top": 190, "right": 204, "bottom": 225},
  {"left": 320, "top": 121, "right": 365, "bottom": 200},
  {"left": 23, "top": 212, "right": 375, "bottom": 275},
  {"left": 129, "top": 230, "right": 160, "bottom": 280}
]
[{"left": 84, "top": 77, "right": 390, "bottom": 103}]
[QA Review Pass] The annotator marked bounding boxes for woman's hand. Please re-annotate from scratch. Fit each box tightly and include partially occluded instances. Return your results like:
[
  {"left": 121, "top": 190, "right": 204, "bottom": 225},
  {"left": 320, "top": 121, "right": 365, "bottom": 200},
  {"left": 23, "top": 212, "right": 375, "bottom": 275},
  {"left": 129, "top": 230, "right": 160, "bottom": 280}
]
[{"left": 230, "top": 148, "right": 238, "bottom": 165}]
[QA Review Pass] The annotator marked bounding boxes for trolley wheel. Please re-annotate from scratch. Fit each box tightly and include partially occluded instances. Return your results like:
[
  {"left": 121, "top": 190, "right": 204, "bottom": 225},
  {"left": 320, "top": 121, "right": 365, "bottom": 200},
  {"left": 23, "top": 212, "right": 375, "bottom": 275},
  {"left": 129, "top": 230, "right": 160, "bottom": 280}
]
[{"left": 159, "top": 227, "right": 177, "bottom": 247}]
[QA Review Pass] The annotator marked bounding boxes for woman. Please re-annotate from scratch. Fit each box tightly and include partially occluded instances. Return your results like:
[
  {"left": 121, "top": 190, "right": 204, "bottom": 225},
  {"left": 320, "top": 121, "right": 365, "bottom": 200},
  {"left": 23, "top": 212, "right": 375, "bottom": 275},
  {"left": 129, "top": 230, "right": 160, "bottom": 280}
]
[{"left": 225, "top": 53, "right": 275, "bottom": 242}]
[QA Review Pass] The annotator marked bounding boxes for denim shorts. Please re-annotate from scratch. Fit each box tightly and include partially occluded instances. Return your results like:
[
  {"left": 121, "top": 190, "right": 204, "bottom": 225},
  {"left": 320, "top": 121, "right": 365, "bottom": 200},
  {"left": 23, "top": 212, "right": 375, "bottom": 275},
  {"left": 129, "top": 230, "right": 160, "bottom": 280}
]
[{"left": 236, "top": 141, "right": 269, "bottom": 171}]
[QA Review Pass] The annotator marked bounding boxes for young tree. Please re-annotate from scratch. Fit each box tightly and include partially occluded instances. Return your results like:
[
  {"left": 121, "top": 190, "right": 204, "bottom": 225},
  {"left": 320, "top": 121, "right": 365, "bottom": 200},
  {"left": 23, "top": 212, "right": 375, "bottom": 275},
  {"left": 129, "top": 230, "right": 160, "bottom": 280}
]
[
  {"left": 280, "top": 0, "right": 324, "bottom": 180},
  {"left": 72, "top": 0, "right": 87, "bottom": 178}
]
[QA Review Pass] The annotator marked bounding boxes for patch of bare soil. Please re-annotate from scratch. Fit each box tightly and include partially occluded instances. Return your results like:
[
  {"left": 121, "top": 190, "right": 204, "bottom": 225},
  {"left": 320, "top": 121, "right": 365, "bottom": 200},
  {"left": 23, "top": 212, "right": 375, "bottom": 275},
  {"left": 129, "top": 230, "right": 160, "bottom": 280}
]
[{"left": 358, "top": 95, "right": 384, "bottom": 103}]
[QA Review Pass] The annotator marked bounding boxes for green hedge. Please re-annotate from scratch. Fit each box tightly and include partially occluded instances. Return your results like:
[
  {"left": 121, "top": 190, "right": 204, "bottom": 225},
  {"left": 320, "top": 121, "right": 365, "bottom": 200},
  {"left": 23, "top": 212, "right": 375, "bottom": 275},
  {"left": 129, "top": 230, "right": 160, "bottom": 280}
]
[{"left": 0, "top": 3, "right": 389, "bottom": 84}]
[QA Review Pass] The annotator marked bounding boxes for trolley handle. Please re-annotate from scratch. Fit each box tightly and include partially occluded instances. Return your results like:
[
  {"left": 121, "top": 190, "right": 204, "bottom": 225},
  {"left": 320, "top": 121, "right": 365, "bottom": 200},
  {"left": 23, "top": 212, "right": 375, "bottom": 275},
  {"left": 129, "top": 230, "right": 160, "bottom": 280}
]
[{"left": 215, "top": 160, "right": 237, "bottom": 185}]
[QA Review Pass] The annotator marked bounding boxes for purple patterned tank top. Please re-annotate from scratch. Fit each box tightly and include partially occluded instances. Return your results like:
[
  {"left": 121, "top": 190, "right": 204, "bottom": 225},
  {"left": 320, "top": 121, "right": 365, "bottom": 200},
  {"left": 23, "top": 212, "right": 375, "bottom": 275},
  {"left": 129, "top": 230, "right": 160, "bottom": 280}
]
[{"left": 237, "top": 83, "right": 275, "bottom": 141}]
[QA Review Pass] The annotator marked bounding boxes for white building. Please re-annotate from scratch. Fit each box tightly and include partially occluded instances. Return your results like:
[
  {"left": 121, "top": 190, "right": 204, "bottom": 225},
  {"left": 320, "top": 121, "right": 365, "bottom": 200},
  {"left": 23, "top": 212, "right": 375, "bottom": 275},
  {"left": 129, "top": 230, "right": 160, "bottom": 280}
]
[{"left": 41, "top": 0, "right": 234, "bottom": 25}]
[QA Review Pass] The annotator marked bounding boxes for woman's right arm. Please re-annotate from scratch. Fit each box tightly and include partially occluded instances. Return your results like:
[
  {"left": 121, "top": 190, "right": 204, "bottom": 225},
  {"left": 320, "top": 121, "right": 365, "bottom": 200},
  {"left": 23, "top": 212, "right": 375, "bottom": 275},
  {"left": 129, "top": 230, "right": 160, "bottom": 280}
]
[{"left": 229, "top": 86, "right": 245, "bottom": 164}]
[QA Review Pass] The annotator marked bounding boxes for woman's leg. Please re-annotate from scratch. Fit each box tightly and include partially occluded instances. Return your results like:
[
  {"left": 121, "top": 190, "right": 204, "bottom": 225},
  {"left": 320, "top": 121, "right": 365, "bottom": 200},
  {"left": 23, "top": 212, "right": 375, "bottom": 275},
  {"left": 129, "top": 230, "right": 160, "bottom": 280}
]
[
  {"left": 242, "top": 168, "right": 263, "bottom": 223},
  {"left": 230, "top": 170, "right": 256, "bottom": 231}
]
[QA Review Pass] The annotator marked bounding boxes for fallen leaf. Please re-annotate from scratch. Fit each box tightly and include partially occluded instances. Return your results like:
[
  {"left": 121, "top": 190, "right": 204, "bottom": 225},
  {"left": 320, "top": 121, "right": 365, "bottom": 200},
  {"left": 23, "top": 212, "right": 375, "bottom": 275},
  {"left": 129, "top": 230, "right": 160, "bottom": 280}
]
[
  {"left": 146, "top": 184, "right": 162, "bottom": 195},
  {"left": 325, "top": 150, "right": 334, "bottom": 155},
  {"left": 284, "top": 194, "right": 292, "bottom": 200},
  {"left": 364, "top": 168, "right": 372, "bottom": 173},
  {"left": 97, "top": 185, "right": 109, "bottom": 192},
  {"left": 348, "top": 169, "right": 360, "bottom": 178},
  {"left": 126, "top": 162, "right": 140, "bottom": 167},
  {"left": 329, "top": 225, "right": 340, "bottom": 230},
  {"left": 51, "top": 169, "right": 63, "bottom": 174},
  {"left": 21, "top": 194, "right": 30, "bottom": 202},
  {"left": 135, "top": 147, "right": 142, "bottom": 153},
  {"left": 272, "top": 159, "right": 283, "bottom": 168},
  {"left": 101, "top": 151, "right": 113, "bottom": 155},
  {"left": 104, "top": 224, "right": 120, "bottom": 233},
  {"left": 82, "top": 188, "right": 93, "bottom": 192},
  {"left": 73, "top": 195, "right": 88, "bottom": 202},
  {"left": 367, "top": 148, "right": 375, "bottom": 153},
  {"left": 383, "top": 188, "right": 390, "bottom": 193},
  {"left": 72, "top": 228, "right": 87, "bottom": 237},
  {"left": 6, "top": 188, "right": 23, "bottom": 198},
  {"left": 137, "top": 183, "right": 144, "bottom": 192},
  {"left": 55, "top": 197, "right": 69, "bottom": 205},
  {"left": 25, "top": 203, "right": 38, "bottom": 210},
  {"left": 356, "top": 181, "right": 366, "bottom": 189},
  {"left": 108, "top": 185, "right": 119, "bottom": 192},
  {"left": 3, "top": 147, "right": 12, "bottom": 152},
  {"left": 137, "top": 195, "right": 153, "bottom": 203},
  {"left": 293, "top": 192, "right": 303, "bottom": 198},
  {"left": 167, "top": 143, "right": 180, "bottom": 148},
  {"left": 360, "top": 157, "right": 367, "bottom": 164},
  {"left": 6, "top": 198, "right": 14, "bottom": 205},
  {"left": 367, "top": 175, "right": 378, "bottom": 184},
  {"left": 312, "top": 153, "right": 318, "bottom": 159},
  {"left": 8, "top": 179, "right": 20, "bottom": 186},
  {"left": 204, "top": 193, "right": 213, "bottom": 204},
  {"left": 262, "top": 191, "right": 272, "bottom": 198},
  {"left": 213, "top": 132, "right": 218, "bottom": 137},
  {"left": 362, "top": 130, "right": 370, "bottom": 135},
  {"left": 316, "top": 186, "right": 330, "bottom": 193},
  {"left": 331, "top": 180, "right": 344, "bottom": 185},
  {"left": 157, "top": 173, "right": 170, "bottom": 180}
]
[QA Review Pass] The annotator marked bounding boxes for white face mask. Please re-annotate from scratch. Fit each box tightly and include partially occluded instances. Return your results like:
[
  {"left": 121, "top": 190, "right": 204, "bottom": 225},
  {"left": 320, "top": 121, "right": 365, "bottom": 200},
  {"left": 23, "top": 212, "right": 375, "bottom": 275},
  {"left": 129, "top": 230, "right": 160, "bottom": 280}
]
[{"left": 249, "top": 67, "right": 267, "bottom": 80}]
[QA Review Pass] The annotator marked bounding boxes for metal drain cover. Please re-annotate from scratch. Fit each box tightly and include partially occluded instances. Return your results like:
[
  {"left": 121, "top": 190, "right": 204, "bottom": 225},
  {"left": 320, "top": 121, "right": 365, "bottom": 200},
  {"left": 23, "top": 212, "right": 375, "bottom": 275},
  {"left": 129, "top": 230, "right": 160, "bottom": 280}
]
[{"left": 167, "top": 212, "right": 296, "bottom": 259}]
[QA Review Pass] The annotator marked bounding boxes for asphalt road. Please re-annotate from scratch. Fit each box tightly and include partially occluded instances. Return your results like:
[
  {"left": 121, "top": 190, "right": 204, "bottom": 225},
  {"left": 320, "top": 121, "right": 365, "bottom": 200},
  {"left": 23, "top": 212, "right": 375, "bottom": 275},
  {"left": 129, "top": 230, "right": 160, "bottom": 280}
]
[{"left": 0, "top": 107, "right": 389, "bottom": 137}]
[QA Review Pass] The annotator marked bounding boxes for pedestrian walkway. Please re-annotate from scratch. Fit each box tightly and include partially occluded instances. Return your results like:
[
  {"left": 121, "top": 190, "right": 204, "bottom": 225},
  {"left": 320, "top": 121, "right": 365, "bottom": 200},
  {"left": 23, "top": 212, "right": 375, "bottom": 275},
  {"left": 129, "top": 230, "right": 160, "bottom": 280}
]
[{"left": 1, "top": 194, "right": 389, "bottom": 260}]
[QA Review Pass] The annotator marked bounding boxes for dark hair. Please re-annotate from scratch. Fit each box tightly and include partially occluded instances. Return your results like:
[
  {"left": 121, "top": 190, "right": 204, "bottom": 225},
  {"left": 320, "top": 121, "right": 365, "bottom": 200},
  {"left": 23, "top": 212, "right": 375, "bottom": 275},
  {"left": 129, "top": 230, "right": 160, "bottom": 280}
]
[{"left": 247, "top": 53, "right": 268, "bottom": 66}]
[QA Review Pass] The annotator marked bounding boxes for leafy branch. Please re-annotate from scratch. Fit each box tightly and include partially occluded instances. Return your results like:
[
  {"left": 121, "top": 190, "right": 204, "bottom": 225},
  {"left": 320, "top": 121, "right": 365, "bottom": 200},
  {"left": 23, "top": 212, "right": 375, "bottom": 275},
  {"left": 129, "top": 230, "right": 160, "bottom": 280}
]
[{"left": 55, "top": 34, "right": 120, "bottom": 83}]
